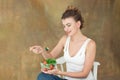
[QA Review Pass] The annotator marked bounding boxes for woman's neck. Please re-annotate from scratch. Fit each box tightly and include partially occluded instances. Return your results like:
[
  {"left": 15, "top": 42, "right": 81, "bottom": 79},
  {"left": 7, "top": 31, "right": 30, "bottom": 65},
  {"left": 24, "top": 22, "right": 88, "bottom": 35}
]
[{"left": 70, "top": 31, "right": 86, "bottom": 42}]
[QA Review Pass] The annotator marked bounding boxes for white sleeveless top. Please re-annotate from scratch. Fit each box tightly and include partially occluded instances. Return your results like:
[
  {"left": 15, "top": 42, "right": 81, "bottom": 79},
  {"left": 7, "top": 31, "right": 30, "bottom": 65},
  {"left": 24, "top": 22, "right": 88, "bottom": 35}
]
[{"left": 63, "top": 37, "right": 95, "bottom": 80}]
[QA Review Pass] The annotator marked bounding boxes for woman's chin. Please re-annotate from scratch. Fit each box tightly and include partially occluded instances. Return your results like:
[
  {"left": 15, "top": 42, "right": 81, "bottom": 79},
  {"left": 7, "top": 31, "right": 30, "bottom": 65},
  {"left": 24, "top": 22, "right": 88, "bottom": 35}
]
[
  {"left": 66, "top": 33, "right": 72, "bottom": 36},
  {"left": 67, "top": 34, "right": 72, "bottom": 37}
]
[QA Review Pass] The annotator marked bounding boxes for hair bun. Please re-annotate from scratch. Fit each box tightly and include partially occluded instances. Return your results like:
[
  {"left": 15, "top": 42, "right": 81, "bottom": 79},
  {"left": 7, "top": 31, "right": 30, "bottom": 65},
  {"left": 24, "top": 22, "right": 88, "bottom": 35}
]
[
  {"left": 67, "top": 5, "right": 75, "bottom": 10},
  {"left": 66, "top": 5, "right": 80, "bottom": 13}
]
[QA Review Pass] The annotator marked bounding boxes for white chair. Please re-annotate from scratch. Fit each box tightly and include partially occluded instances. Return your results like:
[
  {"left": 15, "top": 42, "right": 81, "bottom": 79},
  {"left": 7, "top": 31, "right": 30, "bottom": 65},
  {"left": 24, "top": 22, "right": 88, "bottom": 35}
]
[{"left": 56, "top": 56, "right": 100, "bottom": 80}]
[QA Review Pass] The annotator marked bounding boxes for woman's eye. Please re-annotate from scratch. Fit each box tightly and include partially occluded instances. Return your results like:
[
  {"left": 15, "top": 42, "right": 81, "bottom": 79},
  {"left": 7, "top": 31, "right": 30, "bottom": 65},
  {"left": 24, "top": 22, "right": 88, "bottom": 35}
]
[{"left": 67, "top": 24, "right": 71, "bottom": 27}]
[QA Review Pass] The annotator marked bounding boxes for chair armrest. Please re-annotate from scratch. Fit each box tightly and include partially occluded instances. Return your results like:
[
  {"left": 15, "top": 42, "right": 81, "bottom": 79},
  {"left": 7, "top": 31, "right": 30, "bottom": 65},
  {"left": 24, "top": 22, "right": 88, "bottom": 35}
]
[{"left": 93, "top": 61, "right": 100, "bottom": 80}]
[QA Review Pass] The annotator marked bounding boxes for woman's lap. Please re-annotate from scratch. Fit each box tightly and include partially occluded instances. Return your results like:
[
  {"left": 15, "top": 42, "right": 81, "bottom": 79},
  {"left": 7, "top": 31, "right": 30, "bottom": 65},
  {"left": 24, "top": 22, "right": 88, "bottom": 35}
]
[{"left": 37, "top": 72, "right": 67, "bottom": 80}]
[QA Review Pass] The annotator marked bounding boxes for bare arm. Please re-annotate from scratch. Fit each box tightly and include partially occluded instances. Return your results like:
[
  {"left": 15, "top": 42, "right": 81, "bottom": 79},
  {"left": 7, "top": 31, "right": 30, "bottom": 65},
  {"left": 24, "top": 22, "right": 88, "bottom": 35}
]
[
  {"left": 30, "top": 35, "right": 67, "bottom": 59},
  {"left": 51, "top": 36, "right": 67, "bottom": 58},
  {"left": 58, "top": 40, "right": 96, "bottom": 78}
]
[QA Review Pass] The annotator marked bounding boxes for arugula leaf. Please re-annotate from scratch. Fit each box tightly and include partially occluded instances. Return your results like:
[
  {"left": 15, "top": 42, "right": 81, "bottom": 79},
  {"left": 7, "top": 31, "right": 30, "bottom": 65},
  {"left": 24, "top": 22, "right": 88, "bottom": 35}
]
[{"left": 46, "top": 58, "right": 56, "bottom": 65}]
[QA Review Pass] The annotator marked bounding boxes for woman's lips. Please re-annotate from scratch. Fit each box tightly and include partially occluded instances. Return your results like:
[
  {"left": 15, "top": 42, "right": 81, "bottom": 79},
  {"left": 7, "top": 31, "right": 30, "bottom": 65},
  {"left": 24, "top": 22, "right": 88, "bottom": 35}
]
[{"left": 66, "top": 31, "right": 71, "bottom": 34}]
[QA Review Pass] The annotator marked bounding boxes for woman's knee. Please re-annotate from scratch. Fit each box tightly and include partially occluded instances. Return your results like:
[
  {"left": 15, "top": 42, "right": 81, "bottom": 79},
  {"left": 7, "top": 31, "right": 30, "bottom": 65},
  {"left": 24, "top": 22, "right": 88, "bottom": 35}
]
[
  {"left": 37, "top": 72, "right": 47, "bottom": 80},
  {"left": 37, "top": 72, "right": 55, "bottom": 80},
  {"left": 37, "top": 72, "right": 65, "bottom": 80}
]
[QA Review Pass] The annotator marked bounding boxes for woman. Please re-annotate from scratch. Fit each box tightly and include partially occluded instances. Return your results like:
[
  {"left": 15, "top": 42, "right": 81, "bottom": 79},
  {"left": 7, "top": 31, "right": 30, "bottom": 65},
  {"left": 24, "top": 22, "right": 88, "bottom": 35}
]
[{"left": 30, "top": 6, "right": 96, "bottom": 80}]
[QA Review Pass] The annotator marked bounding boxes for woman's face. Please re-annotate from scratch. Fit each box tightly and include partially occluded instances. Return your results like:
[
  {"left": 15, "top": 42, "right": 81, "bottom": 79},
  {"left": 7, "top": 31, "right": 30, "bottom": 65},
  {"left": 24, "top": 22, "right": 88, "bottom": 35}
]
[{"left": 62, "top": 17, "right": 80, "bottom": 36}]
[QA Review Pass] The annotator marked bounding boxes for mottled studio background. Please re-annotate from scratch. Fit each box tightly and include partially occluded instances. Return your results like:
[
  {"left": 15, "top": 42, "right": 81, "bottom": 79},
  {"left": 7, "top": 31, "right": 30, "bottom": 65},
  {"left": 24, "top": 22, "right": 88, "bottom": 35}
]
[{"left": 0, "top": 0, "right": 120, "bottom": 80}]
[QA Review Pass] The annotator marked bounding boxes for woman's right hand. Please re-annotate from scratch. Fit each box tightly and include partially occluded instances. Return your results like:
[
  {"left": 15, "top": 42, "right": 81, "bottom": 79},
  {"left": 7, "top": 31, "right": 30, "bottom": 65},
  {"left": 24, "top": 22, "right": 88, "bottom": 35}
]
[{"left": 29, "top": 45, "right": 44, "bottom": 54}]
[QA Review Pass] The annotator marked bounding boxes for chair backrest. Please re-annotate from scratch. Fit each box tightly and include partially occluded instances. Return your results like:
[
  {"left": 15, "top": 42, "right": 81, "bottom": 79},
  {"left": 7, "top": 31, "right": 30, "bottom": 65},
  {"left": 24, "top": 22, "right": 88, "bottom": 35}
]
[{"left": 56, "top": 56, "right": 100, "bottom": 80}]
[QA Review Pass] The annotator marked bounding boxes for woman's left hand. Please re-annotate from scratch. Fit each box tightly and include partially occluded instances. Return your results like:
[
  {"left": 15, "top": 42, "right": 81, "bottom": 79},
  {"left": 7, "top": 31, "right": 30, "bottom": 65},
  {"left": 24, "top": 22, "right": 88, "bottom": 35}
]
[{"left": 44, "top": 69, "right": 61, "bottom": 75}]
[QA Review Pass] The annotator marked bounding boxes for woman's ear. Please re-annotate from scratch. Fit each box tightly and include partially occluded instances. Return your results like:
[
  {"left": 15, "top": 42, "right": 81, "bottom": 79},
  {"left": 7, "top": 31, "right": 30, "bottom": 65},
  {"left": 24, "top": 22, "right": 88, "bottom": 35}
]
[{"left": 76, "top": 21, "right": 81, "bottom": 28}]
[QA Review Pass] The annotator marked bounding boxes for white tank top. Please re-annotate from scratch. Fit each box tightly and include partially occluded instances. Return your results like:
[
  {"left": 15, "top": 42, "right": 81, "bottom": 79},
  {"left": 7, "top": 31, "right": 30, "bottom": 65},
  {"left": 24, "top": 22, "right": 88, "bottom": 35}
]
[{"left": 63, "top": 37, "right": 95, "bottom": 80}]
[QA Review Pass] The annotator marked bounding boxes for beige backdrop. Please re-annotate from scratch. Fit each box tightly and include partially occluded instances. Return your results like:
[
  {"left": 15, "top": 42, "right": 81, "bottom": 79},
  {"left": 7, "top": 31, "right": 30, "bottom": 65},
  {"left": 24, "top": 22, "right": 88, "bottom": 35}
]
[{"left": 0, "top": 0, "right": 120, "bottom": 80}]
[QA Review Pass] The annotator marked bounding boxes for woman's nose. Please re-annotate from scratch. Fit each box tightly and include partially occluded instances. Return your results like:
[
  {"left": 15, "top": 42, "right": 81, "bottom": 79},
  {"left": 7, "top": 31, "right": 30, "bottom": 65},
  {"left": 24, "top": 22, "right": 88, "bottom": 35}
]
[{"left": 64, "top": 27, "right": 68, "bottom": 32}]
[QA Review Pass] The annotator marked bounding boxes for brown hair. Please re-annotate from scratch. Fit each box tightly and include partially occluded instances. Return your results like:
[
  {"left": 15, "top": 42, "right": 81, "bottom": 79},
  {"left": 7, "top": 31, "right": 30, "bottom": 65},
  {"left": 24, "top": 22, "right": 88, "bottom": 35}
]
[{"left": 61, "top": 6, "right": 84, "bottom": 29}]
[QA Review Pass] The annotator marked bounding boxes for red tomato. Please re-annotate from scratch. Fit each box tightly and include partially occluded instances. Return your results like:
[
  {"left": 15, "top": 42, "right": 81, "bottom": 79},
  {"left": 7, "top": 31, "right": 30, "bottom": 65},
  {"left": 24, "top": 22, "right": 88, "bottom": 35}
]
[
  {"left": 43, "top": 61, "right": 47, "bottom": 65},
  {"left": 49, "top": 64, "right": 54, "bottom": 70}
]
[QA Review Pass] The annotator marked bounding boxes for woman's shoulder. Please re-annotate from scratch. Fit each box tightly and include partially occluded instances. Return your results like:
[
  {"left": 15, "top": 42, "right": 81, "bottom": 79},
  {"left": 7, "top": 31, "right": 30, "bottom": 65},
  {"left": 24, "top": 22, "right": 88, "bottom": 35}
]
[
  {"left": 59, "top": 35, "right": 68, "bottom": 44},
  {"left": 60, "top": 35, "right": 67, "bottom": 41},
  {"left": 87, "top": 38, "right": 96, "bottom": 48}
]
